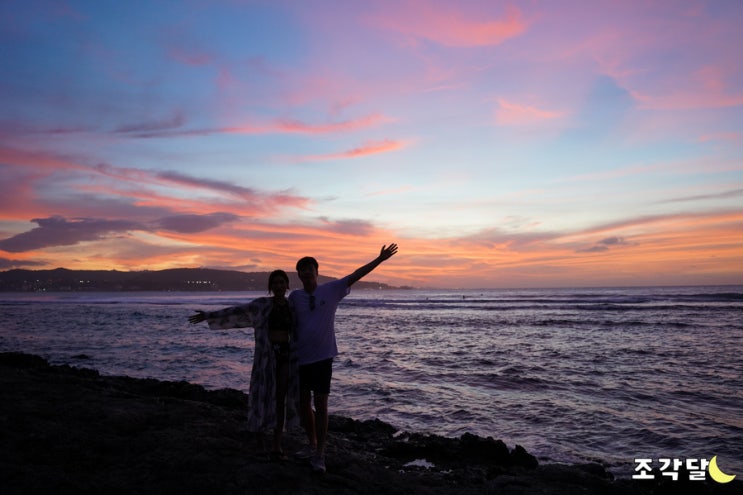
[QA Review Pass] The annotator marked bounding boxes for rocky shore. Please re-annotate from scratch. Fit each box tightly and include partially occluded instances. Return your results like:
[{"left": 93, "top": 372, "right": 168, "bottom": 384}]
[{"left": 1, "top": 352, "right": 739, "bottom": 494}]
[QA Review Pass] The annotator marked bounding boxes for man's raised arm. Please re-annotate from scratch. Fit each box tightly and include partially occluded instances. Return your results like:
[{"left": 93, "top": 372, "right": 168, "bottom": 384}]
[{"left": 347, "top": 243, "right": 398, "bottom": 287}]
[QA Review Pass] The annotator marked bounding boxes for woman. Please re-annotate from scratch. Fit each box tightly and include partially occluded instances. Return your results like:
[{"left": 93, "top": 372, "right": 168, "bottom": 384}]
[{"left": 188, "top": 269, "right": 299, "bottom": 459}]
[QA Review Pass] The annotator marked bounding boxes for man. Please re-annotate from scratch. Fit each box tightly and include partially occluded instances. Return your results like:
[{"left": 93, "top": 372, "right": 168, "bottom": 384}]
[{"left": 289, "top": 243, "right": 398, "bottom": 473}]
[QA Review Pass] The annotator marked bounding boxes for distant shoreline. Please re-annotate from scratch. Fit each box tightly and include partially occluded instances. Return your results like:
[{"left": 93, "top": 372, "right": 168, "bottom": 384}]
[
  {"left": 0, "top": 267, "right": 414, "bottom": 292},
  {"left": 1, "top": 268, "right": 741, "bottom": 292}
]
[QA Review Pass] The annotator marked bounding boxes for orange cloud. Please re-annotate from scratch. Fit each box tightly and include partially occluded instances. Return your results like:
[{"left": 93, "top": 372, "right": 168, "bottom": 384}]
[
  {"left": 0, "top": 146, "right": 313, "bottom": 257},
  {"left": 2, "top": 142, "right": 741, "bottom": 287},
  {"left": 5, "top": 208, "right": 741, "bottom": 287}
]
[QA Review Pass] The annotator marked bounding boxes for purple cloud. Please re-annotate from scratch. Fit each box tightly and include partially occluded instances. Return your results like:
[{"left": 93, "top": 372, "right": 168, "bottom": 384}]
[
  {"left": 156, "top": 171, "right": 262, "bottom": 200},
  {"left": 662, "top": 188, "right": 743, "bottom": 204},
  {"left": 154, "top": 213, "right": 240, "bottom": 233},
  {"left": 114, "top": 112, "right": 186, "bottom": 134},
  {"left": 0, "top": 216, "right": 143, "bottom": 253},
  {"left": 598, "top": 236, "right": 627, "bottom": 246},
  {"left": 458, "top": 227, "right": 558, "bottom": 250},
  {"left": 319, "top": 218, "right": 375, "bottom": 236},
  {"left": 577, "top": 245, "right": 609, "bottom": 253},
  {"left": 577, "top": 236, "right": 630, "bottom": 253},
  {"left": 0, "top": 212, "right": 245, "bottom": 253},
  {"left": 156, "top": 171, "right": 310, "bottom": 209},
  {"left": 0, "top": 257, "right": 45, "bottom": 269}
]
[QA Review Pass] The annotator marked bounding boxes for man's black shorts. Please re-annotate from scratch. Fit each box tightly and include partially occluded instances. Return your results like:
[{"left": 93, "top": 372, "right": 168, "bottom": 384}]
[{"left": 299, "top": 358, "right": 333, "bottom": 394}]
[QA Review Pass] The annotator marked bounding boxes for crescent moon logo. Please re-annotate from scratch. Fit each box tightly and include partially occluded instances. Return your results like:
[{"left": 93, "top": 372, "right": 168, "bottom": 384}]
[{"left": 709, "top": 455, "right": 736, "bottom": 484}]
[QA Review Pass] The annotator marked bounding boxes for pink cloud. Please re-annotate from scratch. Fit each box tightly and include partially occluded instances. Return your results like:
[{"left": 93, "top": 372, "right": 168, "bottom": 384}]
[
  {"left": 0, "top": 147, "right": 311, "bottom": 230},
  {"left": 697, "top": 132, "right": 742, "bottom": 144},
  {"left": 111, "top": 113, "right": 391, "bottom": 139},
  {"left": 632, "top": 88, "right": 743, "bottom": 111},
  {"left": 87, "top": 164, "right": 311, "bottom": 215},
  {"left": 566, "top": 156, "right": 742, "bottom": 184},
  {"left": 225, "top": 113, "right": 391, "bottom": 135},
  {"left": 0, "top": 146, "right": 87, "bottom": 172},
  {"left": 338, "top": 139, "right": 406, "bottom": 158},
  {"left": 494, "top": 99, "right": 565, "bottom": 126},
  {"left": 166, "top": 46, "right": 215, "bottom": 67},
  {"left": 304, "top": 139, "right": 406, "bottom": 161},
  {"left": 370, "top": 2, "right": 527, "bottom": 47},
  {"left": 588, "top": 17, "right": 743, "bottom": 112}
]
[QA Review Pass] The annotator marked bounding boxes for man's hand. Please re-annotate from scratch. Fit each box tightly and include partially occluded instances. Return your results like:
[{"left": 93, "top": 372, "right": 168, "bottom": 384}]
[
  {"left": 347, "top": 242, "right": 399, "bottom": 286},
  {"left": 188, "top": 310, "right": 207, "bottom": 324},
  {"left": 379, "top": 243, "right": 398, "bottom": 261}
]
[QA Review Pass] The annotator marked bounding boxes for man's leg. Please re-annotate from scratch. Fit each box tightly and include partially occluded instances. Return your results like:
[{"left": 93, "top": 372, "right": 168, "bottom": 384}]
[
  {"left": 314, "top": 393, "right": 329, "bottom": 457},
  {"left": 299, "top": 387, "right": 317, "bottom": 450}
]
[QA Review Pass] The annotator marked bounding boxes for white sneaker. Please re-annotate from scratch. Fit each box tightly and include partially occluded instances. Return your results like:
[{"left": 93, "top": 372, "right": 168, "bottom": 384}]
[
  {"left": 294, "top": 445, "right": 315, "bottom": 459},
  {"left": 311, "top": 454, "right": 326, "bottom": 474}
]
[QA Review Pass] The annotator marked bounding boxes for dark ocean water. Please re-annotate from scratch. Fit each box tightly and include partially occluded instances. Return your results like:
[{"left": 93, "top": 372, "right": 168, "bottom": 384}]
[{"left": 1, "top": 286, "right": 741, "bottom": 477}]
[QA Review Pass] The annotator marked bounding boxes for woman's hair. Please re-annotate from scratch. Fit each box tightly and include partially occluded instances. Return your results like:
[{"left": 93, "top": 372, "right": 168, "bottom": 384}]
[{"left": 267, "top": 269, "right": 290, "bottom": 293}]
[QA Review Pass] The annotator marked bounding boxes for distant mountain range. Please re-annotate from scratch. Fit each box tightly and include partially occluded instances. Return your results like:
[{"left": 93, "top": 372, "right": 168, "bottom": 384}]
[{"left": 0, "top": 268, "right": 407, "bottom": 292}]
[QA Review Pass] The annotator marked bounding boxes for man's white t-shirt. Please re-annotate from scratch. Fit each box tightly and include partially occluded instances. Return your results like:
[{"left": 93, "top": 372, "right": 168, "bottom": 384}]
[{"left": 289, "top": 276, "right": 351, "bottom": 366}]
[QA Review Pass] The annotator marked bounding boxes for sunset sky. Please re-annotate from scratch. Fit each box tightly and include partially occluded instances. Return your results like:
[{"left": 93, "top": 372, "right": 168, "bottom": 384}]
[{"left": 1, "top": 1, "right": 742, "bottom": 288}]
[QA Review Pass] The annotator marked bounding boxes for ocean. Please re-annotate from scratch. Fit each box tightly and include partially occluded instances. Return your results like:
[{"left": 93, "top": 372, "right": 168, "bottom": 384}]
[{"left": 1, "top": 286, "right": 741, "bottom": 478}]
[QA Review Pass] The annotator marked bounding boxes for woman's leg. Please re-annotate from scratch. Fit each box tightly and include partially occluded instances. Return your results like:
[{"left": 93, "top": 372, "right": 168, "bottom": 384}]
[{"left": 273, "top": 357, "right": 290, "bottom": 453}]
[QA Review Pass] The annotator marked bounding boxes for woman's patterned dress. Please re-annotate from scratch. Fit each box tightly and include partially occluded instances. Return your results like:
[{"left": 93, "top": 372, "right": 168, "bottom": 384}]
[{"left": 204, "top": 297, "right": 300, "bottom": 433}]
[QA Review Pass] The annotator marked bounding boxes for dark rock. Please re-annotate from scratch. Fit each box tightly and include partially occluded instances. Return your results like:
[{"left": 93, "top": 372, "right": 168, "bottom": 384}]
[
  {"left": 55, "top": 363, "right": 100, "bottom": 379},
  {"left": 574, "top": 462, "right": 613, "bottom": 479},
  {"left": 1, "top": 352, "right": 741, "bottom": 495},
  {"left": 511, "top": 444, "right": 539, "bottom": 469},
  {"left": 0, "top": 351, "right": 49, "bottom": 368},
  {"left": 460, "top": 431, "right": 512, "bottom": 464},
  {"left": 329, "top": 415, "right": 397, "bottom": 438}
]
